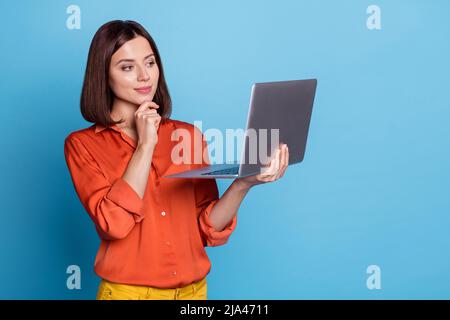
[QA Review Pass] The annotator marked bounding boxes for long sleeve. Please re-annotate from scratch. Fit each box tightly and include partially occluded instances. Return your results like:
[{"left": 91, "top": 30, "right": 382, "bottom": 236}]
[
  {"left": 64, "top": 135, "right": 145, "bottom": 240},
  {"left": 193, "top": 128, "right": 237, "bottom": 247}
]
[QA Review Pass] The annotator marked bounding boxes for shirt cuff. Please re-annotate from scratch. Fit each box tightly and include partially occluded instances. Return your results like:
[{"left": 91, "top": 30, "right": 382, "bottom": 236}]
[
  {"left": 198, "top": 200, "right": 237, "bottom": 247},
  {"left": 106, "top": 177, "right": 145, "bottom": 223}
]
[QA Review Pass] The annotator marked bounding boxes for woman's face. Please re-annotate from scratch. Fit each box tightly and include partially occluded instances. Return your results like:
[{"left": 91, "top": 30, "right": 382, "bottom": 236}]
[{"left": 109, "top": 36, "right": 160, "bottom": 105}]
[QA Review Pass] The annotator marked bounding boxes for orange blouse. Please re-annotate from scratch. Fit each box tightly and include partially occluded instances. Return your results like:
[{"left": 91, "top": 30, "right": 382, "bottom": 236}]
[{"left": 64, "top": 118, "right": 237, "bottom": 288}]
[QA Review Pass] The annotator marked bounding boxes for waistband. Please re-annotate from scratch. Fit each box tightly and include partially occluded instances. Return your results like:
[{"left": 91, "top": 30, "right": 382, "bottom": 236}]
[{"left": 100, "top": 277, "right": 206, "bottom": 297}]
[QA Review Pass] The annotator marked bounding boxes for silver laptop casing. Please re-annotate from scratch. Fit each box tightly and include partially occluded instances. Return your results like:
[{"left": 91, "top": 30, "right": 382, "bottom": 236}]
[{"left": 163, "top": 79, "right": 317, "bottom": 179}]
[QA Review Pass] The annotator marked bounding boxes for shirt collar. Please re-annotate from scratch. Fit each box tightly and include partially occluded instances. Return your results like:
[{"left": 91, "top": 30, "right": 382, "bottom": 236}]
[
  {"left": 94, "top": 119, "right": 169, "bottom": 135},
  {"left": 94, "top": 119, "right": 176, "bottom": 177},
  {"left": 94, "top": 123, "right": 120, "bottom": 134}
]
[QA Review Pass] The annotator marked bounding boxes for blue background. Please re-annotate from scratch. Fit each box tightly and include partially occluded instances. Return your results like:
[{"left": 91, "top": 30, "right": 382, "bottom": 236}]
[{"left": 1, "top": 0, "right": 449, "bottom": 299}]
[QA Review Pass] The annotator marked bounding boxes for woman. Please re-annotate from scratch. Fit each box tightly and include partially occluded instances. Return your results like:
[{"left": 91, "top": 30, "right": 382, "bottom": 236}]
[{"left": 64, "top": 20, "right": 289, "bottom": 300}]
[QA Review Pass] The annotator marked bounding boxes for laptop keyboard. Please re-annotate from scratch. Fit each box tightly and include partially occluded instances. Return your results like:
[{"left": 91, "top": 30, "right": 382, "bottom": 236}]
[{"left": 201, "top": 166, "right": 239, "bottom": 176}]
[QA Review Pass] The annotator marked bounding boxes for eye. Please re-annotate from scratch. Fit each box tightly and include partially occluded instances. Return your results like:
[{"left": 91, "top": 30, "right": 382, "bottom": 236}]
[
  {"left": 122, "top": 65, "right": 133, "bottom": 71},
  {"left": 147, "top": 60, "right": 155, "bottom": 67}
]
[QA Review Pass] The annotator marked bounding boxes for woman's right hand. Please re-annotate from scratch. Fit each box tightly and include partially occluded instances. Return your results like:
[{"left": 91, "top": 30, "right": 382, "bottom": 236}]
[{"left": 134, "top": 101, "right": 161, "bottom": 150}]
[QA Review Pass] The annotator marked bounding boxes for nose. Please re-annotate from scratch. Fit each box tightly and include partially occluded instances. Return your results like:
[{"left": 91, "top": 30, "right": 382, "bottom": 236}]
[{"left": 137, "top": 64, "right": 150, "bottom": 82}]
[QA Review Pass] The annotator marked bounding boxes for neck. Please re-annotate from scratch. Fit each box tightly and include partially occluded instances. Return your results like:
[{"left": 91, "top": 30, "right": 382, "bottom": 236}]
[{"left": 111, "top": 98, "right": 138, "bottom": 129}]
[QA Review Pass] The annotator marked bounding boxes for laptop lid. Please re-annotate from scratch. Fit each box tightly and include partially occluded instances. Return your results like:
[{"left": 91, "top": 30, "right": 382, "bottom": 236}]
[{"left": 238, "top": 79, "right": 317, "bottom": 177}]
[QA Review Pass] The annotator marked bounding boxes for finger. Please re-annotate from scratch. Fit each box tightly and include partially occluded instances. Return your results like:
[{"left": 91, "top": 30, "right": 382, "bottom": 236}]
[
  {"left": 274, "top": 145, "right": 286, "bottom": 179},
  {"left": 255, "top": 172, "right": 273, "bottom": 183},
  {"left": 155, "top": 116, "right": 162, "bottom": 127},
  {"left": 276, "top": 145, "right": 288, "bottom": 179},
  {"left": 285, "top": 145, "right": 289, "bottom": 166},
  {"left": 138, "top": 108, "right": 159, "bottom": 116},
  {"left": 138, "top": 110, "right": 161, "bottom": 124},
  {"left": 267, "top": 148, "right": 281, "bottom": 178},
  {"left": 273, "top": 148, "right": 282, "bottom": 177},
  {"left": 273, "top": 145, "right": 285, "bottom": 180},
  {"left": 260, "top": 153, "right": 272, "bottom": 168},
  {"left": 259, "top": 163, "right": 272, "bottom": 176},
  {"left": 271, "top": 148, "right": 281, "bottom": 175},
  {"left": 260, "top": 149, "right": 279, "bottom": 176},
  {"left": 142, "top": 113, "right": 161, "bottom": 123},
  {"left": 280, "top": 144, "right": 288, "bottom": 170},
  {"left": 282, "top": 144, "right": 289, "bottom": 168},
  {"left": 136, "top": 101, "right": 159, "bottom": 113}
]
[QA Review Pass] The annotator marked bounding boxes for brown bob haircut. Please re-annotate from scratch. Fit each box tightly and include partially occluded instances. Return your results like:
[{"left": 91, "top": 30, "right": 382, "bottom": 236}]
[{"left": 80, "top": 20, "right": 172, "bottom": 126}]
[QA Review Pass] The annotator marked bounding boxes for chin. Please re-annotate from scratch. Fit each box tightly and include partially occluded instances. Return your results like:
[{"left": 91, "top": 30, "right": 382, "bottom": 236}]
[
  {"left": 139, "top": 95, "right": 154, "bottom": 104},
  {"left": 137, "top": 96, "right": 153, "bottom": 105},
  {"left": 128, "top": 94, "right": 151, "bottom": 105}
]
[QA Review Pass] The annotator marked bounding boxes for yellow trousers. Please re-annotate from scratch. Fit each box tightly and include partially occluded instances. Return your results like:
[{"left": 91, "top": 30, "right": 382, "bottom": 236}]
[{"left": 96, "top": 277, "right": 207, "bottom": 300}]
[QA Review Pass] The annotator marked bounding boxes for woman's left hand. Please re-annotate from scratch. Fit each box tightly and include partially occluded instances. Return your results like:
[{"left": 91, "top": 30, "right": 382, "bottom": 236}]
[{"left": 235, "top": 143, "right": 289, "bottom": 189}]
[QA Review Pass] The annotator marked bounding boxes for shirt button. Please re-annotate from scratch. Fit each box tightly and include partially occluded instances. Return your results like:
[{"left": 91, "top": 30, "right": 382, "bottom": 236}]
[
  {"left": 166, "top": 241, "right": 171, "bottom": 246},
  {"left": 161, "top": 211, "right": 166, "bottom": 216},
  {"left": 172, "top": 271, "right": 177, "bottom": 276}
]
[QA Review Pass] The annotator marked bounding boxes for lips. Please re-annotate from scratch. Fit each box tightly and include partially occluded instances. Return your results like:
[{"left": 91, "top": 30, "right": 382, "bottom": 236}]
[{"left": 134, "top": 86, "right": 152, "bottom": 94}]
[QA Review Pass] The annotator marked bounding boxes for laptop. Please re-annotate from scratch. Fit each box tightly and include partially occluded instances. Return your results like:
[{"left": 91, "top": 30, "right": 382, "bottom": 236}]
[{"left": 163, "top": 78, "right": 317, "bottom": 179}]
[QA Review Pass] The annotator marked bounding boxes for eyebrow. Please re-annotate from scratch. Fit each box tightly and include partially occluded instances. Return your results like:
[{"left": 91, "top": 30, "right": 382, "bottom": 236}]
[{"left": 115, "top": 53, "right": 155, "bottom": 65}]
